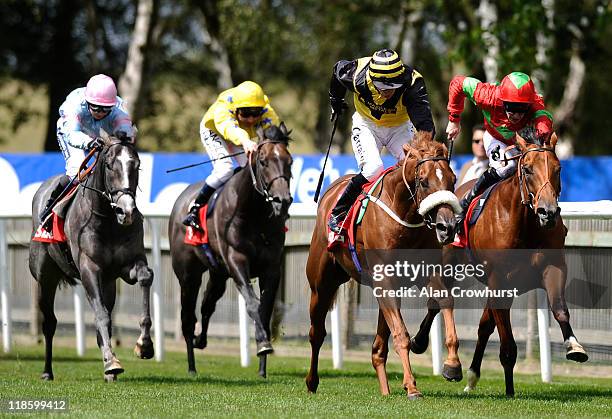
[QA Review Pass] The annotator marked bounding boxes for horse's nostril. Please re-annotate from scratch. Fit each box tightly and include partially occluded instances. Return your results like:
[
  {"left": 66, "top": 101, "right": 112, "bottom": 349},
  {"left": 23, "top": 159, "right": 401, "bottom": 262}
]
[{"left": 114, "top": 206, "right": 125, "bottom": 216}]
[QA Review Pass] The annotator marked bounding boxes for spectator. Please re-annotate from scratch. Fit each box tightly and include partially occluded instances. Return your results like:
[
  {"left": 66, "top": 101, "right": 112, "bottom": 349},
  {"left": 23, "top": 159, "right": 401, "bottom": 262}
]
[{"left": 457, "top": 124, "right": 488, "bottom": 185}]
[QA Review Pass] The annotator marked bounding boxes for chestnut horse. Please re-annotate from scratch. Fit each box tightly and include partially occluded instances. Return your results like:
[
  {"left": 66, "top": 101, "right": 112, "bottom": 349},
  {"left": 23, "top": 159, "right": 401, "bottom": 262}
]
[
  {"left": 412, "top": 131, "right": 588, "bottom": 397},
  {"left": 305, "top": 132, "right": 463, "bottom": 399}
]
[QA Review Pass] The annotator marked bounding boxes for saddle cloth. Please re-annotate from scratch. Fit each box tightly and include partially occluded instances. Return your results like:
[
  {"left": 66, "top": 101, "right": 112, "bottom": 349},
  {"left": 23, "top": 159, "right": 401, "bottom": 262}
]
[
  {"left": 452, "top": 182, "right": 499, "bottom": 248},
  {"left": 32, "top": 183, "right": 79, "bottom": 244}
]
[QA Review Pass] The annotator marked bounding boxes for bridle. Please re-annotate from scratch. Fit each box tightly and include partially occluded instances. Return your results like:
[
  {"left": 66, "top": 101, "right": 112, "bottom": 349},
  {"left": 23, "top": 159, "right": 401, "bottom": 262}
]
[
  {"left": 248, "top": 139, "right": 291, "bottom": 205},
  {"left": 515, "top": 146, "right": 558, "bottom": 210},
  {"left": 78, "top": 142, "right": 138, "bottom": 210},
  {"left": 401, "top": 154, "right": 450, "bottom": 229}
]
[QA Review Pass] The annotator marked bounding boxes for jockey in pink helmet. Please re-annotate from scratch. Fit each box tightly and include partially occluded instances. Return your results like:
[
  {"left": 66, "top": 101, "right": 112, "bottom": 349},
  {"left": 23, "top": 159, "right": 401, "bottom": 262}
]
[{"left": 40, "top": 74, "right": 136, "bottom": 221}]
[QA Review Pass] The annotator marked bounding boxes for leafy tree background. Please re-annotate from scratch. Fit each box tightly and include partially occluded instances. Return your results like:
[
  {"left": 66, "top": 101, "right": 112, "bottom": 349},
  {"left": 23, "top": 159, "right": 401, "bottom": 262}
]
[{"left": 0, "top": 0, "right": 610, "bottom": 155}]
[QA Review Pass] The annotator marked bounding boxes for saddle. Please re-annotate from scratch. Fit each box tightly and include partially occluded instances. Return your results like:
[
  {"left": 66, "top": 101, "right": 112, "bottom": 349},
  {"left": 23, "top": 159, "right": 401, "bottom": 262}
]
[
  {"left": 452, "top": 182, "right": 499, "bottom": 248},
  {"left": 33, "top": 184, "right": 79, "bottom": 244},
  {"left": 327, "top": 166, "right": 398, "bottom": 271}
]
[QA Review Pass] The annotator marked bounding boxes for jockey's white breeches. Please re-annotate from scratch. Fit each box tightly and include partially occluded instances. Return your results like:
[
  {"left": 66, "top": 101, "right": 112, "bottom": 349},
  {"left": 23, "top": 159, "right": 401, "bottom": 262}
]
[
  {"left": 200, "top": 122, "right": 248, "bottom": 189},
  {"left": 483, "top": 131, "right": 520, "bottom": 177},
  {"left": 350, "top": 112, "right": 415, "bottom": 181}
]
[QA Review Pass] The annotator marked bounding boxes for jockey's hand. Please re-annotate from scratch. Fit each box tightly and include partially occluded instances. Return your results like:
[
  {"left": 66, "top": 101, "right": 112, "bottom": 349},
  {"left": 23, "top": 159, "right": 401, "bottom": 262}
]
[
  {"left": 242, "top": 138, "right": 258, "bottom": 155},
  {"left": 87, "top": 137, "right": 104, "bottom": 150},
  {"left": 446, "top": 120, "right": 461, "bottom": 141},
  {"left": 330, "top": 97, "right": 347, "bottom": 122}
]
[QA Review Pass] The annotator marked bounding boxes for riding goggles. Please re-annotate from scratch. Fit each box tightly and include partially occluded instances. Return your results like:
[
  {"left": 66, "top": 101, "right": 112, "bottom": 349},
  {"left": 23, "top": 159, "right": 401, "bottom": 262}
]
[
  {"left": 87, "top": 102, "right": 113, "bottom": 113},
  {"left": 373, "top": 80, "right": 404, "bottom": 91},
  {"left": 238, "top": 107, "right": 264, "bottom": 118},
  {"left": 503, "top": 101, "right": 531, "bottom": 114}
]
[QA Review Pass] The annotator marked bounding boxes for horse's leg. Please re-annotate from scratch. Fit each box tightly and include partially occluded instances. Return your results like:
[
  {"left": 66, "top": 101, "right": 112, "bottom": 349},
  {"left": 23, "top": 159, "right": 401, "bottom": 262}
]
[
  {"left": 441, "top": 307, "right": 462, "bottom": 382},
  {"left": 180, "top": 272, "right": 203, "bottom": 374},
  {"left": 38, "top": 277, "right": 60, "bottom": 381},
  {"left": 99, "top": 280, "right": 122, "bottom": 382},
  {"left": 464, "top": 307, "right": 495, "bottom": 393},
  {"left": 80, "top": 263, "right": 122, "bottom": 379},
  {"left": 410, "top": 304, "right": 439, "bottom": 354},
  {"left": 305, "top": 249, "right": 347, "bottom": 394},
  {"left": 256, "top": 270, "right": 281, "bottom": 378},
  {"left": 196, "top": 272, "right": 228, "bottom": 350},
  {"left": 127, "top": 260, "right": 154, "bottom": 360},
  {"left": 541, "top": 263, "right": 588, "bottom": 362},
  {"left": 372, "top": 309, "right": 391, "bottom": 395},
  {"left": 226, "top": 250, "right": 271, "bottom": 355},
  {"left": 491, "top": 308, "right": 517, "bottom": 397},
  {"left": 379, "top": 303, "right": 422, "bottom": 399}
]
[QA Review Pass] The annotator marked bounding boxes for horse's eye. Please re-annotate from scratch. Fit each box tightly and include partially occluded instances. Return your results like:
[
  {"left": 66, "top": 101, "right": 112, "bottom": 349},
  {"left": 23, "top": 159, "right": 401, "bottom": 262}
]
[
  {"left": 523, "top": 166, "right": 533, "bottom": 176},
  {"left": 259, "top": 159, "right": 268, "bottom": 167},
  {"left": 419, "top": 178, "right": 429, "bottom": 188}
]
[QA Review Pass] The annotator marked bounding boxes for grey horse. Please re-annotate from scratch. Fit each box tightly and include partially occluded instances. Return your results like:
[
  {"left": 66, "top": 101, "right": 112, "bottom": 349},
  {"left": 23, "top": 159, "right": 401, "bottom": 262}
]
[
  {"left": 29, "top": 134, "right": 154, "bottom": 382},
  {"left": 169, "top": 124, "right": 293, "bottom": 378}
]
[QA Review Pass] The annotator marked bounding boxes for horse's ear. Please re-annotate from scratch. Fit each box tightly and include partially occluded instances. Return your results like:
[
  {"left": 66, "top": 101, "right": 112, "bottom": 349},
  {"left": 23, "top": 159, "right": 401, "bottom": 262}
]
[
  {"left": 515, "top": 133, "right": 528, "bottom": 152},
  {"left": 279, "top": 121, "right": 288, "bottom": 135},
  {"left": 549, "top": 132, "right": 558, "bottom": 149},
  {"left": 402, "top": 143, "right": 412, "bottom": 158},
  {"left": 256, "top": 126, "right": 265, "bottom": 142},
  {"left": 98, "top": 128, "right": 112, "bottom": 145}
]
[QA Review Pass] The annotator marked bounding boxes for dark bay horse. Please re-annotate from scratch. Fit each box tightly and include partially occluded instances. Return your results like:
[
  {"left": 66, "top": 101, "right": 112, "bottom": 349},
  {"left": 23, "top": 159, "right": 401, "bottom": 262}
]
[
  {"left": 29, "top": 133, "right": 154, "bottom": 382},
  {"left": 169, "top": 123, "right": 293, "bottom": 378},
  {"left": 305, "top": 132, "right": 463, "bottom": 399},
  {"left": 413, "top": 131, "right": 588, "bottom": 397}
]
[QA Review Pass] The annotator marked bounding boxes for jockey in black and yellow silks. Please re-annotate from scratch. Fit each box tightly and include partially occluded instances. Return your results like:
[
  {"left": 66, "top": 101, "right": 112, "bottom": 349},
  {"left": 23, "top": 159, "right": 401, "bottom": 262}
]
[{"left": 327, "top": 48, "right": 435, "bottom": 234}]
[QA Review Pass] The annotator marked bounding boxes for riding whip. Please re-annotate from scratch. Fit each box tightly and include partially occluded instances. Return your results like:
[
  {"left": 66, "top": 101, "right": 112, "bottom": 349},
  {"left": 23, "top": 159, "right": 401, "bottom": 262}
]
[
  {"left": 313, "top": 114, "right": 340, "bottom": 203},
  {"left": 166, "top": 151, "right": 245, "bottom": 173}
]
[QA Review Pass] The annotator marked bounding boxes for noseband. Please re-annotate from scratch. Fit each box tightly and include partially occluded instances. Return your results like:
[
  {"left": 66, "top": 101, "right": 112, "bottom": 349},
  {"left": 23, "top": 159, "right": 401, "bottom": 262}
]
[
  {"left": 401, "top": 155, "right": 450, "bottom": 229},
  {"left": 78, "top": 142, "right": 138, "bottom": 209},
  {"left": 248, "top": 139, "right": 291, "bottom": 205}
]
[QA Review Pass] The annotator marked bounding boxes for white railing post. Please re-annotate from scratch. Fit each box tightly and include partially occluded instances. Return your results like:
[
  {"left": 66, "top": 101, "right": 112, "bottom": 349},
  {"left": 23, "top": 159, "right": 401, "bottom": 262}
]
[
  {"left": 331, "top": 302, "right": 343, "bottom": 369},
  {"left": 430, "top": 313, "right": 443, "bottom": 375},
  {"left": 238, "top": 294, "right": 250, "bottom": 367},
  {"left": 0, "top": 220, "right": 11, "bottom": 353},
  {"left": 73, "top": 285, "right": 85, "bottom": 356},
  {"left": 150, "top": 219, "right": 164, "bottom": 361},
  {"left": 537, "top": 288, "right": 552, "bottom": 383}
]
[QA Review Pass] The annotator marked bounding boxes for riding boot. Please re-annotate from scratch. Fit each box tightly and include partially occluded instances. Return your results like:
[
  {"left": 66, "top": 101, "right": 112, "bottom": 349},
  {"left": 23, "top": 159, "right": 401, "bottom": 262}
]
[
  {"left": 328, "top": 173, "right": 368, "bottom": 234},
  {"left": 456, "top": 167, "right": 501, "bottom": 233},
  {"left": 39, "top": 175, "right": 71, "bottom": 221},
  {"left": 182, "top": 184, "right": 216, "bottom": 231}
]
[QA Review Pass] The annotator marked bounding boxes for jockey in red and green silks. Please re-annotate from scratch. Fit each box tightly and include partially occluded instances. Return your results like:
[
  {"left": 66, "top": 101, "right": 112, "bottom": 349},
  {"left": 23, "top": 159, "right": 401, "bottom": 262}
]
[{"left": 445, "top": 72, "right": 554, "bottom": 230}]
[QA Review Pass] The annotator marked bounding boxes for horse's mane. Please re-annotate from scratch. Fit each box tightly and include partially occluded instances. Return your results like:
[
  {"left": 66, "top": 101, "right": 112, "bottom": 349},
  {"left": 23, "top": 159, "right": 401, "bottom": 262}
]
[
  {"left": 263, "top": 125, "right": 291, "bottom": 144},
  {"left": 518, "top": 127, "right": 540, "bottom": 145},
  {"left": 403, "top": 131, "right": 447, "bottom": 159}
]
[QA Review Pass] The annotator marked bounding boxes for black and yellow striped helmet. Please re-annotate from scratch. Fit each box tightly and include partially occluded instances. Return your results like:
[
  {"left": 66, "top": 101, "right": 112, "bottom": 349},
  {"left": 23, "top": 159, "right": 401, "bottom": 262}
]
[{"left": 368, "top": 49, "right": 408, "bottom": 89}]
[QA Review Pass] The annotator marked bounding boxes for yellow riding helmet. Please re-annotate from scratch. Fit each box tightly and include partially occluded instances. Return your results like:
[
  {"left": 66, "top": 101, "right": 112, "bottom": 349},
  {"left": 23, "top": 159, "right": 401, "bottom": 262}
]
[
  {"left": 231, "top": 81, "right": 266, "bottom": 108},
  {"left": 368, "top": 49, "right": 409, "bottom": 86}
]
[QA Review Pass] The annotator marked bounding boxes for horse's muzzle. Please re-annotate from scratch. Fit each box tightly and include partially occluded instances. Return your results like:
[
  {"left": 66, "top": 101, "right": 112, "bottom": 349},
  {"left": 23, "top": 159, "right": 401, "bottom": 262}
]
[
  {"left": 434, "top": 206, "right": 457, "bottom": 245},
  {"left": 114, "top": 195, "right": 136, "bottom": 226},
  {"left": 536, "top": 205, "right": 559, "bottom": 229},
  {"left": 271, "top": 196, "right": 292, "bottom": 218}
]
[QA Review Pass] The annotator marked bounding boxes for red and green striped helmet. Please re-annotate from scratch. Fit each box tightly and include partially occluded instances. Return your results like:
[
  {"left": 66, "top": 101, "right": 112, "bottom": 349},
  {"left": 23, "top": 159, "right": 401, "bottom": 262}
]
[{"left": 499, "top": 72, "right": 535, "bottom": 103}]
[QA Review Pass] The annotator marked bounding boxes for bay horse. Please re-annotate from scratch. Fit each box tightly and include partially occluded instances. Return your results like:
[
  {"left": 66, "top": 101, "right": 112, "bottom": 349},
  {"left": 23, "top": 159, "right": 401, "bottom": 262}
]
[
  {"left": 169, "top": 123, "right": 293, "bottom": 378},
  {"left": 29, "top": 133, "right": 154, "bottom": 382},
  {"left": 412, "top": 130, "right": 589, "bottom": 397},
  {"left": 305, "top": 132, "right": 463, "bottom": 399}
]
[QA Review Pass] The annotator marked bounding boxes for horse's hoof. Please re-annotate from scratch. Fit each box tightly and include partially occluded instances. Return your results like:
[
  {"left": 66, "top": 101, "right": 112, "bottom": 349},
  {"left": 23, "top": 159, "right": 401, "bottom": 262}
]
[
  {"left": 442, "top": 363, "right": 463, "bottom": 382},
  {"left": 407, "top": 392, "right": 423, "bottom": 400},
  {"left": 305, "top": 376, "right": 319, "bottom": 394},
  {"left": 566, "top": 350, "right": 589, "bottom": 363},
  {"left": 410, "top": 337, "right": 428, "bottom": 354},
  {"left": 257, "top": 341, "right": 274, "bottom": 356},
  {"left": 188, "top": 369, "right": 197, "bottom": 376},
  {"left": 193, "top": 334, "right": 207, "bottom": 350},
  {"left": 134, "top": 337, "right": 155, "bottom": 359},
  {"left": 41, "top": 372, "right": 54, "bottom": 381},
  {"left": 104, "top": 357, "right": 124, "bottom": 376},
  {"left": 104, "top": 373, "right": 117, "bottom": 383},
  {"left": 463, "top": 368, "right": 480, "bottom": 393},
  {"left": 258, "top": 370, "right": 267, "bottom": 379},
  {"left": 565, "top": 338, "right": 588, "bottom": 363}
]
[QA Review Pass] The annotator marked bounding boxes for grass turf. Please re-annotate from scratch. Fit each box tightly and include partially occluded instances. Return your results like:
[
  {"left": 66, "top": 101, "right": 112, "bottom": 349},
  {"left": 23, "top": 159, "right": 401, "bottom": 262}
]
[{"left": 0, "top": 345, "right": 611, "bottom": 418}]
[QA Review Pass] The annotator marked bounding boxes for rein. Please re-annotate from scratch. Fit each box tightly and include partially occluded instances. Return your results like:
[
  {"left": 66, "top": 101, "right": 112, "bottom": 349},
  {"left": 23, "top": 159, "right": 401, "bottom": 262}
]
[
  {"left": 248, "top": 139, "right": 291, "bottom": 205},
  {"left": 78, "top": 142, "right": 138, "bottom": 209}
]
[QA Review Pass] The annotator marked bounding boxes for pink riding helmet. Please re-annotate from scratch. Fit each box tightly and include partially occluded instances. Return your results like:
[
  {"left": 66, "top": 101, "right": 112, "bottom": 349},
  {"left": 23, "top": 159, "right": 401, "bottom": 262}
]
[{"left": 84, "top": 74, "right": 118, "bottom": 106}]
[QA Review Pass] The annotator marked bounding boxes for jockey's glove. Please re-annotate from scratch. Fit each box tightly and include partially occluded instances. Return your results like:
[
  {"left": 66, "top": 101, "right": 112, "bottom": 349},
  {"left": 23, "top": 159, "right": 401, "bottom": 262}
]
[
  {"left": 87, "top": 137, "right": 104, "bottom": 150},
  {"left": 329, "top": 96, "right": 348, "bottom": 122}
]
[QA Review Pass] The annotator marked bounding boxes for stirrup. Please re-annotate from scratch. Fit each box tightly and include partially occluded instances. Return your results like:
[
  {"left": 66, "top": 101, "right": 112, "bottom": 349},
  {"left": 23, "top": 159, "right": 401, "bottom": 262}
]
[
  {"left": 182, "top": 208, "right": 203, "bottom": 232},
  {"left": 328, "top": 213, "right": 347, "bottom": 234}
]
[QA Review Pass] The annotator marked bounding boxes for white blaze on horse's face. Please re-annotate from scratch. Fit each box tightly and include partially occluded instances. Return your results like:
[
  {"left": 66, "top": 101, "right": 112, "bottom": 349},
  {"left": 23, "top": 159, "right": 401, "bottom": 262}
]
[
  {"left": 436, "top": 168, "right": 443, "bottom": 182},
  {"left": 113, "top": 147, "right": 137, "bottom": 225}
]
